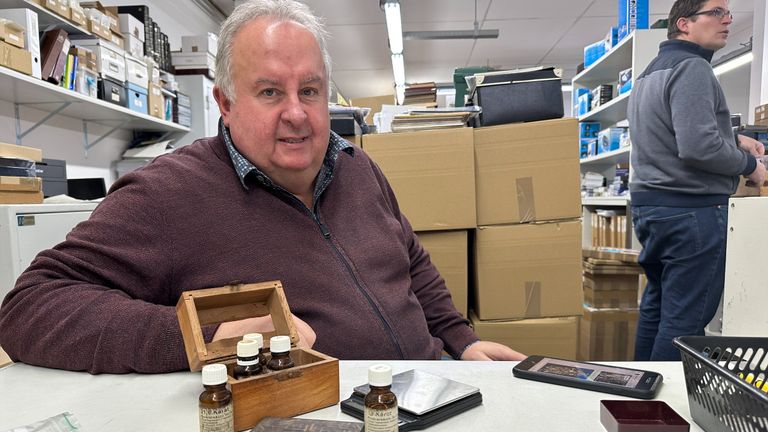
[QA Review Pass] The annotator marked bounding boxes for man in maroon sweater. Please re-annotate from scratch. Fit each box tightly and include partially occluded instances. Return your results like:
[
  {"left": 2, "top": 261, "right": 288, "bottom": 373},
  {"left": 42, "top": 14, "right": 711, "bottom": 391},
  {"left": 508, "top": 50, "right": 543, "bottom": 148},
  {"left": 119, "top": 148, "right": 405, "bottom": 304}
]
[{"left": 0, "top": 0, "right": 524, "bottom": 374}]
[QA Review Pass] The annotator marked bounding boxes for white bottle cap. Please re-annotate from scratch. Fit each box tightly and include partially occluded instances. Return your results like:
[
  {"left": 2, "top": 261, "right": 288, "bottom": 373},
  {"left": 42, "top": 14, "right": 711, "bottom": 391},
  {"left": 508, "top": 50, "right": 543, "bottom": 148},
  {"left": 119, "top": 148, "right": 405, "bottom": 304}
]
[
  {"left": 243, "top": 333, "right": 263, "bottom": 349},
  {"left": 201, "top": 363, "right": 228, "bottom": 385},
  {"left": 368, "top": 364, "right": 393, "bottom": 387},
  {"left": 270, "top": 335, "right": 291, "bottom": 353},
  {"left": 237, "top": 339, "right": 259, "bottom": 357}
]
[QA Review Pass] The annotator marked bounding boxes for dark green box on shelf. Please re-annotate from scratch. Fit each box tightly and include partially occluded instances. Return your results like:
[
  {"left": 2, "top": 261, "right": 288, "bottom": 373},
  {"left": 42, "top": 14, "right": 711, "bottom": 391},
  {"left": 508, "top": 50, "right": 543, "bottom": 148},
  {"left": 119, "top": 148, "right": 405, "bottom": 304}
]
[{"left": 453, "top": 66, "right": 493, "bottom": 107}]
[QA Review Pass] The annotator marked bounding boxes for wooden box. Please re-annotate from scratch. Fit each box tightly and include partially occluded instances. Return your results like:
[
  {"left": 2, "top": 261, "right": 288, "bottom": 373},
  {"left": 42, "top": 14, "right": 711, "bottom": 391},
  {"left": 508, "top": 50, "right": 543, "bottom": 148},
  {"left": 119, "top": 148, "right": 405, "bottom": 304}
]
[{"left": 176, "top": 281, "right": 340, "bottom": 431}]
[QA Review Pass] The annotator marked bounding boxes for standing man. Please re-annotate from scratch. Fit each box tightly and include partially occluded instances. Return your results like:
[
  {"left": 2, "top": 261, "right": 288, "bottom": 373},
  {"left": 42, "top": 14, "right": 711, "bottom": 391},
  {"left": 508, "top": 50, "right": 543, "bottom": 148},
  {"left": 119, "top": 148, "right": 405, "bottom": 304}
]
[{"left": 628, "top": 0, "right": 765, "bottom": 361}]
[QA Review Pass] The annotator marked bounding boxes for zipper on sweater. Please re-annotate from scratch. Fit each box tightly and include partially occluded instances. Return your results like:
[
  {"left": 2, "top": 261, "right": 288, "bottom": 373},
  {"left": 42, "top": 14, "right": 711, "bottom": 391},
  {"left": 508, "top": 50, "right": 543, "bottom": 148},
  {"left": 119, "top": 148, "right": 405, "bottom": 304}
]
[
  {"left": 310, "top": 212, "right": 406, "bottom": 359},
  {"left": 275, "top": 190, "right": 406, "bottom": 359}
]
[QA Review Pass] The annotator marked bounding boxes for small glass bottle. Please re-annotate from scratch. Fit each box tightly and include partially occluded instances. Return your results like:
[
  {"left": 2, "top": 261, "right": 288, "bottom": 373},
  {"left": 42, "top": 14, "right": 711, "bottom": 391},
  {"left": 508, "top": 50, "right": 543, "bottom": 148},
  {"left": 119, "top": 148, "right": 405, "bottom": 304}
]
[
  {"left": 233, "top": 339, "right": 262, "bottom": 379},
  {"left": 243, "top": 333, "right": 267, "bottom": 368},
  {"left": 199, "top": 363, "right": 233, "bottom": 432},
  {"left": 364, "top": 364, "right": 398, "bottom": 432},
  {"left": 267, "top": 335, "right": 295, "bottom": 371}
]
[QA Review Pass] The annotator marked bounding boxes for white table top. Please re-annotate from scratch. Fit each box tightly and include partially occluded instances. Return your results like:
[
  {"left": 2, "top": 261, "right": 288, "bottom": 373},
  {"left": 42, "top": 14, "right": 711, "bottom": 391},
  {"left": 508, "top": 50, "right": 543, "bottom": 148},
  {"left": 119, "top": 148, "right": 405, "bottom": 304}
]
[{"left": 0, "top": 360, "right": 703, "bottom": 431}]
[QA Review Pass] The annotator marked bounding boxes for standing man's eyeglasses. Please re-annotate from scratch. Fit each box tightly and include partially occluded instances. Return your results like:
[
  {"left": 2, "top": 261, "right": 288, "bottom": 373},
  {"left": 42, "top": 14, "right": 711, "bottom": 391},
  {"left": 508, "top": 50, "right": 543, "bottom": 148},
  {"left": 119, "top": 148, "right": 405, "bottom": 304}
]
[{"left": 688, "top": 7, "right": 733, "bottom": 20}]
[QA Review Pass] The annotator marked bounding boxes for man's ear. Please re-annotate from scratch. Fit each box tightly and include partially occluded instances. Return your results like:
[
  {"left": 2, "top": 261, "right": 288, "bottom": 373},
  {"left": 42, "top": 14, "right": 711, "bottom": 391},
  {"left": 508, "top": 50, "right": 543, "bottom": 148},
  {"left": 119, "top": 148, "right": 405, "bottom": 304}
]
[
  {"left": 213, "top": 86, "right": 232, "bottom": 126},
  {"left": 676, "top": 16, "right": 690, "bottom": 36}
]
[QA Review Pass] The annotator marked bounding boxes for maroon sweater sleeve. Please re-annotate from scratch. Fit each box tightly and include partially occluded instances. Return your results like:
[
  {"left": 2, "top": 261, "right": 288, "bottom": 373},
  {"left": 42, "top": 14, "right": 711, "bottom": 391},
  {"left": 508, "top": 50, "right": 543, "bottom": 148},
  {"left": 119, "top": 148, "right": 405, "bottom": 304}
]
[
  {"left": 367, "top": 158, "right": 479, "bottom": 358},
  {"left": 0, "top": 169, "right": 213, "bottom": 374}
]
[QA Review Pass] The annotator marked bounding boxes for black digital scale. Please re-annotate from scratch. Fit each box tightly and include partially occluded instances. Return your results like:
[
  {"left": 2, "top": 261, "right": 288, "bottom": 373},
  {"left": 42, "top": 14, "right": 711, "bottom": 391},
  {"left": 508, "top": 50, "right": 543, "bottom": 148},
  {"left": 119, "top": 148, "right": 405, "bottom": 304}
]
[{"left": 340, "top": 369, "right": 483, "bottom": 431}]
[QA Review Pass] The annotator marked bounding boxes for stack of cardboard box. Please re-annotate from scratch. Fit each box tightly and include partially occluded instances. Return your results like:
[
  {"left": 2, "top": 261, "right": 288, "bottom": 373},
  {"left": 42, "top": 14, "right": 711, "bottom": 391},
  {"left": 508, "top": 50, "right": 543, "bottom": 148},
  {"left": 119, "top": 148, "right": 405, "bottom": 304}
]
[
  {"left": 469, "top": 118, "right": 584, "bottom": 358},
  {"left": 362, "top": 128, "right": 476, "bottom": 318},
  {"left": 579, "top": 247, "right": 642, "bottom": 361},
  {"left": 0, "top": 142, "right": 44, "bottom": 204}
]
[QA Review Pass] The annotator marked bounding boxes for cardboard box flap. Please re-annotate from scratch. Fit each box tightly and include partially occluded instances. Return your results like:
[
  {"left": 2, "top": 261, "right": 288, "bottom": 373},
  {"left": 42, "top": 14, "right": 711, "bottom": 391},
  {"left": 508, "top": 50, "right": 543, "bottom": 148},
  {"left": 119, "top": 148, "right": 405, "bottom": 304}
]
[
  {"left": 176, "top": 281, "right": 299, "bottom": 371},
  {"left": 0, "top": 176, "right": 41, "bottom": 192}
]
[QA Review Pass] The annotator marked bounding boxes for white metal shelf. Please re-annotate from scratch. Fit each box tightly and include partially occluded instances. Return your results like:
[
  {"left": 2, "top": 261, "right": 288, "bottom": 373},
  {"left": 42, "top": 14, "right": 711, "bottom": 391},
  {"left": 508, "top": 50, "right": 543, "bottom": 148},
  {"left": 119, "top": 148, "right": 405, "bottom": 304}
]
[
  {"left": 0, "top": 3, "right": 188, "bottom": 151},
  {"left": 0, "top": 67, "right": 186, "bottom": 132},
  {"left": 0, "top": 65, "right": 188, "bottom": 152},
  {"left": 581, "top": 196, "right": 629, "bottom": 207},
  {"left": 578, "top": 91, "right": 630, "bottom": 125},
  {"left": 572, "top": 31, "right": 635, "bottom": 88},
  {"left": 580, "top": 145, "right": 631, "bottom": 165}
]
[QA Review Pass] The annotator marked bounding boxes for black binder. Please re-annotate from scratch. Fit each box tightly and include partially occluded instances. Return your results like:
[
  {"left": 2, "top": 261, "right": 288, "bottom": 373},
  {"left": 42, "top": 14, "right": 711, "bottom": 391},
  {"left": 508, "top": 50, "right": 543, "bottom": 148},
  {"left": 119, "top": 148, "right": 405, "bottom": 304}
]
[{"left": 339, "top": 369, "right": 482, "bottom": 431}]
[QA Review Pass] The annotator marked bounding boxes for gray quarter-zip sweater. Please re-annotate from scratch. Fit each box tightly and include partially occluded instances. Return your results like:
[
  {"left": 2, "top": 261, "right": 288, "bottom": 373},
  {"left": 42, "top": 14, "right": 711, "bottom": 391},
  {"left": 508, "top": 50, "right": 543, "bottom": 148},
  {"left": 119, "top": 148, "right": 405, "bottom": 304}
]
[{"left": 628, "top": 39, "right": 755, "bottom": 206}]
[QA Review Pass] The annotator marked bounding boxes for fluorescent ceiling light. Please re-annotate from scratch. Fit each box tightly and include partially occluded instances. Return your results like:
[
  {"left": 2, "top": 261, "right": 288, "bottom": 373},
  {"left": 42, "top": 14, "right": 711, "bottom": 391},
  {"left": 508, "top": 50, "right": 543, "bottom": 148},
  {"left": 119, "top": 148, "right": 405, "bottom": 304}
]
[
  {"left": 403, "top": 29, "right": 499, "bottom": 40},
  {"left": 391, "top": 53, "right": 405, "bottom": 87},
  {"left": 713, "top": 51, "right": 753, "bottom": 76},
  {"left": 395, "top": 84, "right": 405, "bottom": 105},
  {"left": 384, "top": 1, "right": 403, "bottom": 54},
  {"left": 561, "top": 85, "right": 573, "bottom": 92}
]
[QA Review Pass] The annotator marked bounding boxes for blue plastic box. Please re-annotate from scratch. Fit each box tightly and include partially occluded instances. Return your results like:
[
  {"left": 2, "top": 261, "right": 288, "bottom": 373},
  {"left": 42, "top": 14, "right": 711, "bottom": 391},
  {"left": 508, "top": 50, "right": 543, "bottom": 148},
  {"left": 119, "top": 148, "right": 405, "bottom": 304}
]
[
  {"left": 581, "top": 138, "right": 598, "bottom": 159},
  {"left": 584, "top": 39, "right": 606, "bottom": 68},
  {"left": 598, "top": 128, "right": 624, "bottom": 154},
  {"left": 618, "top": 0, "right": 649, "bottom": 41},
  {"left": 619, "top": 80, "right": 633, "bottom": 95},
  {"left": 127, "top": 82, "right": 148, "bottom": 115},
  {"left": 580, "top": 122, "right": 601, "bottom": 139},
  {"left": 577, "top": 92, "right": 592, "bottom": 117},
  {"left": 604, "top": 26, "right": 619, "bottom": 51}
]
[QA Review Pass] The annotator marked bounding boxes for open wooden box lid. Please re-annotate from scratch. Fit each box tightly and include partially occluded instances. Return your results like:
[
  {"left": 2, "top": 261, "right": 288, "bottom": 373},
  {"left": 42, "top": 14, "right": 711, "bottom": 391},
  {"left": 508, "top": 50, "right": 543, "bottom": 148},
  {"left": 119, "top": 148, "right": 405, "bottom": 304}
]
[{"left": 176, "top": 280, "right": 300, "bottom": 372}]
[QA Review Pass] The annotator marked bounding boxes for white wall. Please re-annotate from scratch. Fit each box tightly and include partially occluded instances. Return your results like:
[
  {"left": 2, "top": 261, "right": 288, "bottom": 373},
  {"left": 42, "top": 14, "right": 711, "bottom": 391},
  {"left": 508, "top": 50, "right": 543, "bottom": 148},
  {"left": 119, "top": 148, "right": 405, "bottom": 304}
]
[
  {"left": 3, "top": 1, "right": 221, "bottom": 189},
  {"left": 714, "top": 14, "right": 754, "bottom": 123},
  {"left": 718, "top": 62, "right": 752, "bottom": 125}
]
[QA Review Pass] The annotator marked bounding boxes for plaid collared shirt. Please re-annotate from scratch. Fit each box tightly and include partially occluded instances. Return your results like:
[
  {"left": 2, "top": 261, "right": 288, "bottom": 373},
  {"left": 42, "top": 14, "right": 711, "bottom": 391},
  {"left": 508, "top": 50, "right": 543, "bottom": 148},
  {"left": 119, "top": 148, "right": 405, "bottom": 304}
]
[{"left": 220, "top": 118, "right": 354, "bottom": 205}]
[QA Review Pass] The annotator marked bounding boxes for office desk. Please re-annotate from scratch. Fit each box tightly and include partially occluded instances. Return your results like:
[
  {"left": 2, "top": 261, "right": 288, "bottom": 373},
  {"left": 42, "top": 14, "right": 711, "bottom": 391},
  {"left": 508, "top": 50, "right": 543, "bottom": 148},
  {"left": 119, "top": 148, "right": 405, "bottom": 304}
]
[{"left": 0, "top": 360, "right": 702, "bottom": 431}]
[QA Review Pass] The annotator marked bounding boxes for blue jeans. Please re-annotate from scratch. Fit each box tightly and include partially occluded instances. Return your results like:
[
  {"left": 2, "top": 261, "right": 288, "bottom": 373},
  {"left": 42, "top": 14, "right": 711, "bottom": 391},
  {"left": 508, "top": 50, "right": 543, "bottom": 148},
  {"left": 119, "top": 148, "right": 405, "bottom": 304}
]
[{"left": 630, "top": 205, "right": 728, "bottom": 361}]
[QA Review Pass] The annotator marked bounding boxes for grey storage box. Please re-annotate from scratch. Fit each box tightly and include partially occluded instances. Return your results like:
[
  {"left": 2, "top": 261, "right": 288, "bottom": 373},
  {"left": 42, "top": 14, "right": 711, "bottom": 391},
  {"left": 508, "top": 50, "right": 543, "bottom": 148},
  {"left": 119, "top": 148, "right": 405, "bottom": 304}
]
[{"left": 37, "top": 158, "right": 67, "bottom": 197}]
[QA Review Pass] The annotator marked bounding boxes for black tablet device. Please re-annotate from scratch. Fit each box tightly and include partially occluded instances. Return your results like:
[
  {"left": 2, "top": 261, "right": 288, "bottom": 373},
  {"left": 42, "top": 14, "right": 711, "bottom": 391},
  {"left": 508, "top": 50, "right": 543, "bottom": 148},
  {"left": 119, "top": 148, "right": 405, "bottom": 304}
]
[{"left": 513, "top": 355, "right": 663, "bottom": 399}]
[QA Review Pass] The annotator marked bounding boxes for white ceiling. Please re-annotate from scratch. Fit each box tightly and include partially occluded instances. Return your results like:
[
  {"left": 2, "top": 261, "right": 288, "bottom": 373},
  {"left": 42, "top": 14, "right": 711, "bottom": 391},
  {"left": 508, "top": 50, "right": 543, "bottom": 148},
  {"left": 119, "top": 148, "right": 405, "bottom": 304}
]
[{"left": 210, "top": 0, "right": 756, "bottom": 100}]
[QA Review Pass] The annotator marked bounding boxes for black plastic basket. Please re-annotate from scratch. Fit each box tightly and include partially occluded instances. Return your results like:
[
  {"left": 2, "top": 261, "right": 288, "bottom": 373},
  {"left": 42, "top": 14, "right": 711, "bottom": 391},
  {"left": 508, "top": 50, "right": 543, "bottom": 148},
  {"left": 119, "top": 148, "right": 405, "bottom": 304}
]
[{"left": 674, "top": 336, "right": 768, "bottom": 432}]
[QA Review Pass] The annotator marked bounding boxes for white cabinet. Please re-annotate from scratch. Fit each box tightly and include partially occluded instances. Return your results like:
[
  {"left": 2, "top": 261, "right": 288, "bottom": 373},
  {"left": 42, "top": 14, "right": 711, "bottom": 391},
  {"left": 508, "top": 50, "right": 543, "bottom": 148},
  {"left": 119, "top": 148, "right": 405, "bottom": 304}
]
[
  {"left": 174, "top": 75, "right": 221, "bottom": 147},
  {"left": 0, "top": 203, "right": 98, "bottom": 300},
  {"left": 722, "top": 197, "right": 768, "bottom": 335}
]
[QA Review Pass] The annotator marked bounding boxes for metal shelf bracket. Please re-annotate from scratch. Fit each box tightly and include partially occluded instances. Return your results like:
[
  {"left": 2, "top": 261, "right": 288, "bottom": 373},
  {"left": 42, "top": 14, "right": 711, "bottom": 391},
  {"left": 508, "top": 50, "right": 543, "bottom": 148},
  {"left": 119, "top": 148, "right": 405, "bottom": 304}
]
[
  {"left": 14, "top": 101, "right": 73, "bottom": 145},
  {"left": 82, "top": 119, "right": 130, "bottom": 157}
]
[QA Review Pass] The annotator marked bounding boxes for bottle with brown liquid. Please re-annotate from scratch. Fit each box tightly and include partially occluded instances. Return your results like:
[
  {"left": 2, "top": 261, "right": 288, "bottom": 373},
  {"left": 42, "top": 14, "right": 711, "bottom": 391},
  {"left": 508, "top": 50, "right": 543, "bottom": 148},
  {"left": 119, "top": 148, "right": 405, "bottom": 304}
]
[
  {"left": 364, "top": 364, "right": 398, "bottom": 432},
  {"left": 199, "top": 363, "right": 233, "bottom": 432},
  {"left": 243, "top": 333, "right": 267, "bottom": 368},
  {"left": 233, "top": 339, "right": 262, "bottom": 379},
  {"left": 267, "top": 335, "right": 295, "bottom": 371}
]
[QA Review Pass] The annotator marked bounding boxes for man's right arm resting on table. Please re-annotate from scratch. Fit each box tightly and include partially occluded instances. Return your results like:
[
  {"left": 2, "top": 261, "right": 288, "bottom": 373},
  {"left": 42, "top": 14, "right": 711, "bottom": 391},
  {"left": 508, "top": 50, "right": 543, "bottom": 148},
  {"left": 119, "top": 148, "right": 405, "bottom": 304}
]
[{"left": 0, "top": 173, "right": 198, "bottom": 374}]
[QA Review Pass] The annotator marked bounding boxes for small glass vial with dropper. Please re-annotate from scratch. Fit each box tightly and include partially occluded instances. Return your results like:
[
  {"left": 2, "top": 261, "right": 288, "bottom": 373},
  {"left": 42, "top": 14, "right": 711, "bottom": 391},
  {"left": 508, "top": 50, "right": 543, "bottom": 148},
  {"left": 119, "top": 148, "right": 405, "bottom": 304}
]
[
  {"left": 267, "top": 335, "right": 295, "bottom": 371},
  {"left": 243, "top": 333, "right": 267, "bottom": 368},
  {"left": 364, "top": 364, "right": 398, "bottom": 432},
  {"left": 233, "top": 339, "right": 262, "bottom": 379},
  {"left": 199, "top": 363, "right": 233, "bottom": 432}
]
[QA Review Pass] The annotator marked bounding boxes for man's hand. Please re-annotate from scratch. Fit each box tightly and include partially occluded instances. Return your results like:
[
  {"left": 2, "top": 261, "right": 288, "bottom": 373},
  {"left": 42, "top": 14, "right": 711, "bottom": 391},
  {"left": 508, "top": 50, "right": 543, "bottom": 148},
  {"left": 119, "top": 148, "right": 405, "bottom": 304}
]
[
  {"left": 212, "top": 314, "right": 317, "bottom": 349},
  {"left": 747, "top": 160, "right": 767, "bottom": 187},
  {"left": 738, "top": 134, "right": 765, "bottom": 157},
  {"left": 460, "top": 341, "right": 527, "bottom": 361}
]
